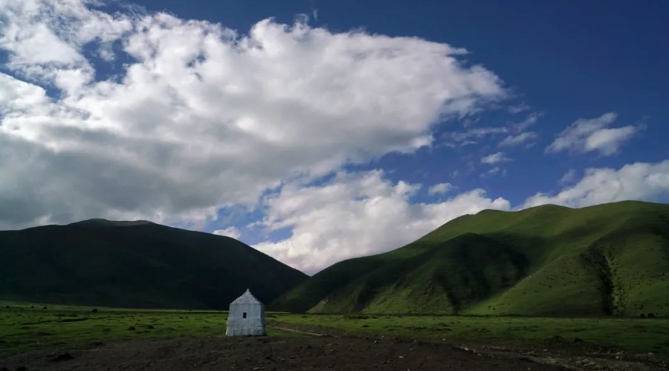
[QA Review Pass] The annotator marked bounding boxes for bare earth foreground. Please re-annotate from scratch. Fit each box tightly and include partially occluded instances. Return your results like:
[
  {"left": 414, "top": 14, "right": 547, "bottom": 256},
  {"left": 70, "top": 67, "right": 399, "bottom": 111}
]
[
  {"left": 2, "top": 336, "right": 569, "bottom": 371},
  {"left": 3, "top": 335, "right": 669, "bottom": 371}
]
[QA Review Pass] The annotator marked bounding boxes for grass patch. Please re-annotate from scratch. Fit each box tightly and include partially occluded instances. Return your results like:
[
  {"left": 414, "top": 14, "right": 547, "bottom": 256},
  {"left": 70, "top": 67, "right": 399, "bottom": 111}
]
[
  {"left": 3, "top": 303, "right": 668, "bottom": 357},
  {"left": 0, "top": 304, "right": 301, "bottom": 353},
  {"left": 272, "top": 313, "right": 669, "bottom": 355}
]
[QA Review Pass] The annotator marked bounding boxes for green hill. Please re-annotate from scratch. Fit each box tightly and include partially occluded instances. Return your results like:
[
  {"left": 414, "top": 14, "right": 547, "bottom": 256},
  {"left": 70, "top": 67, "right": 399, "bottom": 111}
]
[
  {"left": 0, "top": 219, "right": 307, "bottom": 309},
  {"left": 271, "top": 201, "right": 669, "bottom": 317}
]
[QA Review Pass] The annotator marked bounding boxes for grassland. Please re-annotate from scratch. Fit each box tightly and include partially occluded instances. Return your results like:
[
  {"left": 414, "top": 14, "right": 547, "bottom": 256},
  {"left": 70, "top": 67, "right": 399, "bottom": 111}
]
[
  {"left": 270, "top": 313, "right": 669, "bottom": 356},
  {"left": 272, "top": 201, "right": 669, "bottom": 317},
  {"left": 2, "top": 302, "right": 669, "bottom": 357},
  {"left": 0, "top": 302, "right": 299, "bottom": 353}
]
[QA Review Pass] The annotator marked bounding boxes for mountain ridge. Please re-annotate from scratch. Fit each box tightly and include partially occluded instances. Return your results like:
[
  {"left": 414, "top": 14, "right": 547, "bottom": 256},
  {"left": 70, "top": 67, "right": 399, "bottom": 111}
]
[
  {"left": 0, "top": 220, "right": 307, "bottom": 309},
  {"left": 3, "top": 200, "right": 668, "bottom": 316},
  {"left": 271, "top": 200, "right": 669, "bottom": 317}
]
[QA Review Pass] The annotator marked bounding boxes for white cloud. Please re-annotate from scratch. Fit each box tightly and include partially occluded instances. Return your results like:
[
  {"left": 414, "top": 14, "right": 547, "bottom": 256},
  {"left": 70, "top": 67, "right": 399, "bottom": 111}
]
[
  {"left": 213, "top": 226, "right": 242, "bottom": 240},
  {"left": 498, "top": 131, "right": 538, "bottom": 147},
  {"left": 546, "top": 112, "right": 644, "bottom": 156},
  {"left": 0, "top": 0, "right": 508, "bottom": 229},
  {"left": 443, "top": 126, "right": 508, "bottom": 147},
  {"left": 481, "top": 152, "right": 511, "bottom": 165},
  {"left": 443, "top": 112, "right": 541, "bottom": 148},
  {"left": 253, "top": 159, "right": 669, "bottom": 273},
  {"left": 254, "top": 170, "right": 510, "bottom": 273},
  {"left": 584, "top": 126, "right": 640, "bottom": 155},
  {"left": 508, "top": 103, "right": 529, "bottom": 114},
  {"left": 10, "top": 1, "right": 662, "bottom": 277},
  {"left": 513, "top": 112, "right": 542, "bottom": 131},
  {"left": 559, "top": 169, "right": 577, "bottom": 184},
  {"left": 524, "top": 160, "right": 669, "bottom": 208},
  {"left": 480, "top": 166, "right": 507, "bottom": 178},
  {"left": 0, "top": 0, "right": 132, "bottom": 88},
  {"left": 428, "top": 182, "right": 453, "bottom": 195}
]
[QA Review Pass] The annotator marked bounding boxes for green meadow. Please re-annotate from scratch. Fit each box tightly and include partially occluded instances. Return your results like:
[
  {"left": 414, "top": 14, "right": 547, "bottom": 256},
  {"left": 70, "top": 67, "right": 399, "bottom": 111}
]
[
  {"left": 2, "top": 302, "right": 669, "bottom": 356},
  {"left": 0, "top": 302, "right": 299, "bottom": 353},
  {"left": 272, "top": 313, "right": 669, "bottom": 355}
]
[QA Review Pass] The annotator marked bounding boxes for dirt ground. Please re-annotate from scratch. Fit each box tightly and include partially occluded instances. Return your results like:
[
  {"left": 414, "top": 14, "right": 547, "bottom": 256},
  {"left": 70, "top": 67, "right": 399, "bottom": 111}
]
[{"left": 2, "top": 335, "right": 668, "bottom": 371}]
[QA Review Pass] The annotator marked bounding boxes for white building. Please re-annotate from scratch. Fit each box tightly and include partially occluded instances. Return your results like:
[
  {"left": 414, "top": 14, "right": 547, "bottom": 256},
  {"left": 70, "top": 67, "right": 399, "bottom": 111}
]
[{"left": 226, "top": 289, "right": 266, "bottom": 336}]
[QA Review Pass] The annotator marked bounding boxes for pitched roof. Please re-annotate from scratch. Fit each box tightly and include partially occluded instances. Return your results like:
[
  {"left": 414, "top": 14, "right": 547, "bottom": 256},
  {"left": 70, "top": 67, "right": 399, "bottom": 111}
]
[{"left": 230, "top": 288, "right": 262, "bottom": 305}]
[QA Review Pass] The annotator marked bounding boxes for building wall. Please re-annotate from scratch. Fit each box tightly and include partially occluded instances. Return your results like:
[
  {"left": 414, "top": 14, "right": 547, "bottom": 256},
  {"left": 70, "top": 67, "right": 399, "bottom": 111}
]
[{"left": 226, "top": 302, "right": 266, "bottom": 336}]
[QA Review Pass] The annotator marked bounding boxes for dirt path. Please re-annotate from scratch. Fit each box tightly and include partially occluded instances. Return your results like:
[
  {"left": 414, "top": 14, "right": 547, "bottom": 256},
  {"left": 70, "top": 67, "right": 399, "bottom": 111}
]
[
  {"left": 268, "top": 325, "right": 326, "bottom": 337},
  {"left": 1, "top": 336, "right": 575, "bottom": 371}
]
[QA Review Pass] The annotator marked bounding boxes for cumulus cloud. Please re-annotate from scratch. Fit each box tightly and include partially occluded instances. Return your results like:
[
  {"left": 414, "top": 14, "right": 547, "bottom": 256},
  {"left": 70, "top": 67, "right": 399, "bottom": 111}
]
[
  {"left": 0, "top": 0, "right": 508, "bottom": 229},
  {"left": 213, "top": 226, "right": 242, "bottom": 240},
  {"left": 254, "top": 170, "right": 511, "bottom": 273},
  {"left": 253, "top": 159, "right": 669, "bottom": 273},
  {"left": 546, "top": 112, "right": 644, "bottom": 156},
  {"left": 252, "top": 158, "right": 669, "bottom": 272},
  {"left": 9, "top": 1, "right": 662, "bottom": 276},
  {"left": 481, "top": 152, "right": 511, "bottom": 165},
  {"left": 428, "top": 182, "right": 453, "bottom": 195},
  {"left": 524, "top": 160, "right": 669, "bottom": 208}
]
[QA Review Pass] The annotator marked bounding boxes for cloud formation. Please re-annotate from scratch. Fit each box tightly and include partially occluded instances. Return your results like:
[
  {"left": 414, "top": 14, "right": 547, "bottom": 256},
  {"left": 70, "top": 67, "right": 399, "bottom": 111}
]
[
  {"left": 254, "top": 171, "right": 511, "bottom": 273},
  {"left": 481, "top": 152, "right": 512, "bottom": 165},
  {"left": 546, "top": 112, "right": 644, "bottom": 156},
  {"left": 524, "top": 160, "right": 669, "bottom": 208},
  {"left": 443, "top": 112, "right": 540, "bottom": 148},
  {"left": 1, "top": 0, "right": 662, "bottom": 275},
  {"left": 498, "top": 132, "right": 538, "bottom": 147},
  {"left": 508, "top": 103, "right": 530, "bottom": 114},
  {"left": 428, "top": 183, "right": 453, "bottom": 195},
  {"left": 0, "top": 0, "right": 508, "bottom": 229},
  {"left": 559, "top": 169, "right": 578, "bottom": 184},
  {"left": 257, "top": 160, "right": 669, "bottom": 273}
]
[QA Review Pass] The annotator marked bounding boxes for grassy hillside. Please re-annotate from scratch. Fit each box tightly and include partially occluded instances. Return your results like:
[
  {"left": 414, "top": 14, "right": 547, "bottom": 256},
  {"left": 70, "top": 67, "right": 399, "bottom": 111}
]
[
  {"left": 271, "top": 201, "right": 669, "bottom": 317},
  {"left": 0, "top": 220, "right": 307, "bottom": 309}
]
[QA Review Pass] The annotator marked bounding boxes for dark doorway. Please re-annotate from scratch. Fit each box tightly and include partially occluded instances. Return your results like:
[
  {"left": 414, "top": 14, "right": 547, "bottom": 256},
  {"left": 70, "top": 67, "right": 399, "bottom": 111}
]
[{"left": 243, "top": 312, "right": 247, "bottom": 319}]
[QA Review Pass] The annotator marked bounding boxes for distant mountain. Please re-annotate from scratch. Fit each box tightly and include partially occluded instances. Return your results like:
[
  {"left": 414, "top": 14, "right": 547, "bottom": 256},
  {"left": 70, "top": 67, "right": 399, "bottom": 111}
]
[
  {"left": 271, "top": 201, "right": 669, "bottom": 317},
  {"left": 0, "top": 219, "right": 307, "bottom": 309}
]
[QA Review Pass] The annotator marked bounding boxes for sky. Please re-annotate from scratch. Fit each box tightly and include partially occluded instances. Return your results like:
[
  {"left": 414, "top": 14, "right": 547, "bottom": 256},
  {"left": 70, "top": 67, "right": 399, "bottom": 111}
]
[{"left": 0, "top": 0, "right": 667, "bottom": 275}]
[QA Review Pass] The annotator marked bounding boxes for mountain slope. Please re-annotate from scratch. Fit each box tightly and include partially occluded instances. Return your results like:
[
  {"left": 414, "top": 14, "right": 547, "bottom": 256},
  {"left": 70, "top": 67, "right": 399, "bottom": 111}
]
[
  {"left": 0, "top": 220, "right": 307, "bottom": 309},
  {"left": 271, "top": 201, "right": 669, "bottom": 317}
]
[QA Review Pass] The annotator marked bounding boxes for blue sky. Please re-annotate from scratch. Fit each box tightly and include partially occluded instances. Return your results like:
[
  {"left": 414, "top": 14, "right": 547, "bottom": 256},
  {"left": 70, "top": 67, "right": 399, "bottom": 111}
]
[{"left": 0, "top": 0, "right": 667, "bottom": 273}]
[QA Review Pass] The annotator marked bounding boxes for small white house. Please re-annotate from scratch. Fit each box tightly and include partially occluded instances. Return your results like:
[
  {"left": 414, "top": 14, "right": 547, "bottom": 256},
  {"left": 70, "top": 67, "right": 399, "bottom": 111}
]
[{"left": 226, "top": 288, "right": 266, "bottom": 336}]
